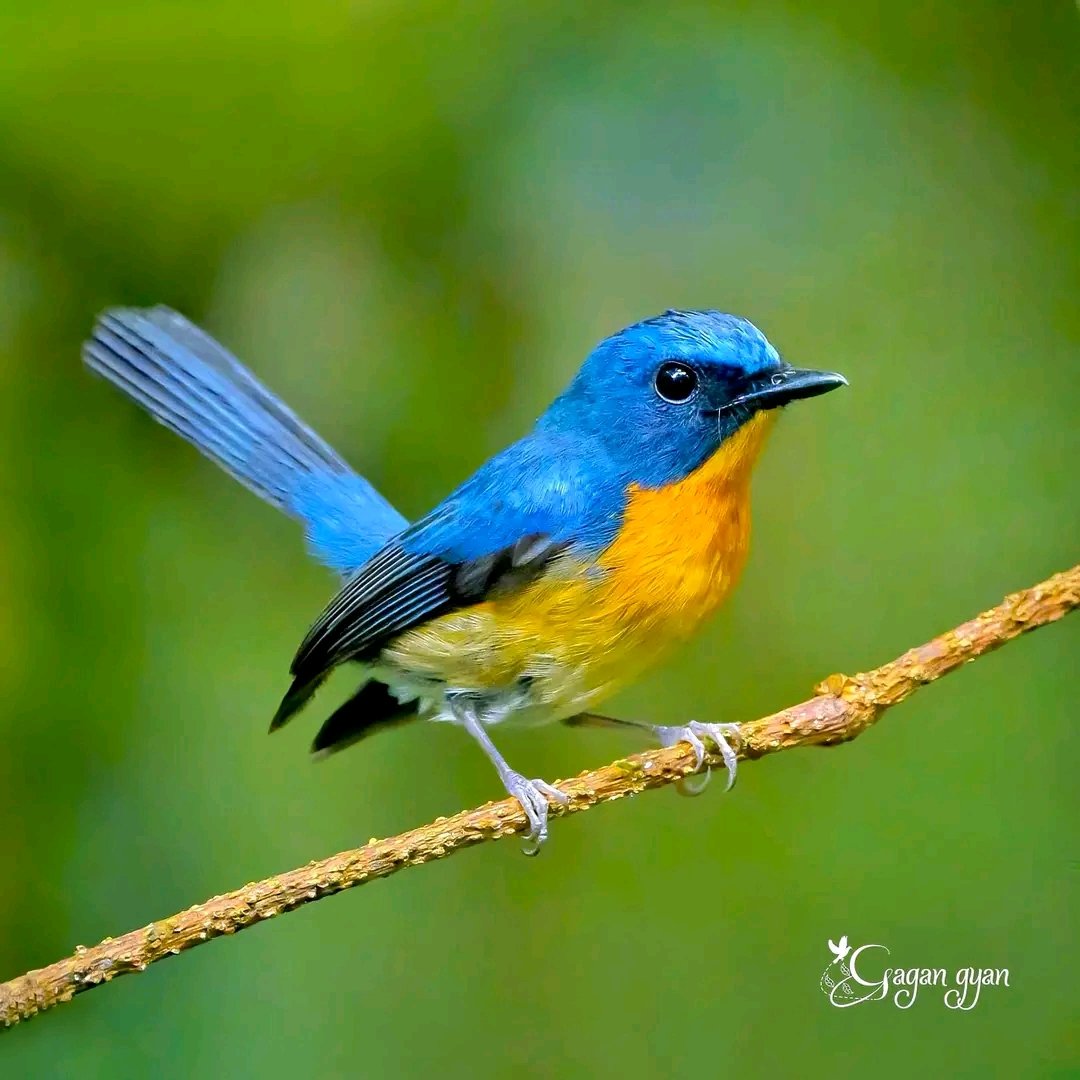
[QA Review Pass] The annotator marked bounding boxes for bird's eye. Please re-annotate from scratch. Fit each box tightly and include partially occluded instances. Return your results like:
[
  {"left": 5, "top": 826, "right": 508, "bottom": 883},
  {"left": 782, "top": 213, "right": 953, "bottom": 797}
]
[{"left": 654, "top": 361, "right": 699, "bottom": 404}]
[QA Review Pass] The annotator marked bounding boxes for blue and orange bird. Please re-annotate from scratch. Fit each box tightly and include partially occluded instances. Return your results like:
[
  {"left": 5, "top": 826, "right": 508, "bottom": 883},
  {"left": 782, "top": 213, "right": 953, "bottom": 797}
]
[{"left": 85, "top": 307, "right": 845, "bottom": 849}]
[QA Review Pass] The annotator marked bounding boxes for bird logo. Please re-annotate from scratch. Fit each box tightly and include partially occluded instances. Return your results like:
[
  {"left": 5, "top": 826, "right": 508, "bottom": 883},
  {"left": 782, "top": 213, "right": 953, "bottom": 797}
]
[
  {"left": 828, "top": 936, "right": 851, "bottom": 962},
  {"left": 820, "top": 935, "right": 858, "bottom": 1002}
]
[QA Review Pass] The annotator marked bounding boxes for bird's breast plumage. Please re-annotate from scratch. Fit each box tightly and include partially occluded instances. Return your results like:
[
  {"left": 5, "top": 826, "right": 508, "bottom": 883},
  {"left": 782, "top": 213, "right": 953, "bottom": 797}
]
[{"left": 380, "top": 413, "right": 775, "bottom": 722}]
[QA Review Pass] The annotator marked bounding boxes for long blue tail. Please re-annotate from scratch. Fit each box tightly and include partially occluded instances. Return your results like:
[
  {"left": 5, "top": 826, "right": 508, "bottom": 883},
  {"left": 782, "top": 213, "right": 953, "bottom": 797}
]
[{"left": 83, "top": 306, "right": 407, "bottom": 573}]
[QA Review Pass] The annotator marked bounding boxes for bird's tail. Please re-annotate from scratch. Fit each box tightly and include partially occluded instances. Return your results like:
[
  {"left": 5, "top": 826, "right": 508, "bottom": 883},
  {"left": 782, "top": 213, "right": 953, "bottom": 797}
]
[{"left": 83, "top": 306, "right": 406, "bottom": 572}]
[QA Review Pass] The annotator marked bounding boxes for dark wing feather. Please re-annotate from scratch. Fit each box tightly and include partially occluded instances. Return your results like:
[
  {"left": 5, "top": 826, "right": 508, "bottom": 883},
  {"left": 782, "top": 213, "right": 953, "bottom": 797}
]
[
  {"left": 270, "top": 532, "right": 566, "bottom": 731},
  {"left": 294, "top": 545, "right": 453, "bottom": 673}
]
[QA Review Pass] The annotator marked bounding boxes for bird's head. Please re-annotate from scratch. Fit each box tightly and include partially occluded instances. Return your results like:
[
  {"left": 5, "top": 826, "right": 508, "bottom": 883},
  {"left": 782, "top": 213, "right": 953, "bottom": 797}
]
[{"left": 543, "top": 309, "right": 846, "bottom": 488}]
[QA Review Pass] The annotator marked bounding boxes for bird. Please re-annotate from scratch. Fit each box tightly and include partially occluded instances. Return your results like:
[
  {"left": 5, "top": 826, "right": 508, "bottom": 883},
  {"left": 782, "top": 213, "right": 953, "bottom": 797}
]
[
  {"left": 828, "top": 936, "right": 851, "bottom": 962},
  {"left": 84, "top": 306, "right": 846, "bottom": 850}
]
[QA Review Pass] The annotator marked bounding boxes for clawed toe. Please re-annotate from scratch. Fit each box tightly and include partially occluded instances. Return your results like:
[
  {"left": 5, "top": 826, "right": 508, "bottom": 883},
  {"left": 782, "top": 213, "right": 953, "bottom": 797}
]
[
  {"left": 504, "top": 773, "right": 568, "bottom": 855},
  {"left": 532, "top": 779, "right": 570, "bottom": 805},
  {"left": 656, "top": 721, "right": 742, "bottom": 793}
]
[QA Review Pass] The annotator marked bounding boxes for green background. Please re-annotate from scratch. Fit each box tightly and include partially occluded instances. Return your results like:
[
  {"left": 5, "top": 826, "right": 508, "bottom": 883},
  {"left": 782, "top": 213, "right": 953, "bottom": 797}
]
[{"left": 1, "top": 2, "right": 1076, "bottom": 1076}]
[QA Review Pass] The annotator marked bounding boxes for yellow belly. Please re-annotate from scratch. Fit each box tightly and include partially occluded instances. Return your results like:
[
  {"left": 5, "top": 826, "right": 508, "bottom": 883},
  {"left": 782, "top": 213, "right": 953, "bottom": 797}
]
[{"left": 382, "top": 413, "right": 774, "bottom": 718}]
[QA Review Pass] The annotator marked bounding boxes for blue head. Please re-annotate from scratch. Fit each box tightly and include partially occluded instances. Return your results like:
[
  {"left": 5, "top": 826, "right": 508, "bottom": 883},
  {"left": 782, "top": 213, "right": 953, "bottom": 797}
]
[{"left": 540, "top": 309, "right": 845, "bottom": 488}]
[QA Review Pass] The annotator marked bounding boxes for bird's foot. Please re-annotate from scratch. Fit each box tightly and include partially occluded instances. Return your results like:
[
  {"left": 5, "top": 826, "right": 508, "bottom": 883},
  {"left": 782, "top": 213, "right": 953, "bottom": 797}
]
[
  {"left": 653, "top": 721, "right": 742, "bottom": 796},
  {"left": 503, "top": 772, "right": 570, "bottom": 856}
]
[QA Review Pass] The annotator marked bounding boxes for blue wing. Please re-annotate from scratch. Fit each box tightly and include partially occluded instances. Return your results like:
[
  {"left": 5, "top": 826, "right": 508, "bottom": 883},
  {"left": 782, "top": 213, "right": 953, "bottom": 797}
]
[
  {"left": 271, "top": 432, "right": 627, "bottom": 728},
  {"left": 84, "top": 306, "right": 407, "bottom": 573}
]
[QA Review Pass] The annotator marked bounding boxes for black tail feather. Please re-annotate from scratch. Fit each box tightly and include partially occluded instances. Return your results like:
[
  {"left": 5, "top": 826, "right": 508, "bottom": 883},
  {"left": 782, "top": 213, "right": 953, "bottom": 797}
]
[{"left": 311, "top": 682, "right": 414, "bottom": 757}]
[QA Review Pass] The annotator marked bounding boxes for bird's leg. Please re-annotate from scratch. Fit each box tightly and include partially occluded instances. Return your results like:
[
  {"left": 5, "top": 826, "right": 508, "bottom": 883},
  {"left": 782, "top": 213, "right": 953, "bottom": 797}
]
[
  {"left": 572, "top": 713, "right": 741, "bottom": 795},
  {"left": 450, "top": 696, "right": 569, "bottom": 855}
]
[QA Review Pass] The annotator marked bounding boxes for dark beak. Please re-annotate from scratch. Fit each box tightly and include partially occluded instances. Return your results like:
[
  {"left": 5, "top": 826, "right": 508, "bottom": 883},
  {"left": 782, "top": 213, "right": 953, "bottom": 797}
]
[{"left": 730, "top": 366, "right": 848, "bottom": 411}]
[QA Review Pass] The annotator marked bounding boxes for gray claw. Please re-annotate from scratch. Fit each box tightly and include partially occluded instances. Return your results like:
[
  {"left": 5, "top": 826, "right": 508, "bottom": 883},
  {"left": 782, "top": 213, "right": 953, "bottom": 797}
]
[
  {"left": 656, "top": 721, "right": 742, "bottom": 793},
  {"left": 505, "top": 773, "right": 568, "bottom": 855},
  {"left": 684, "top": 728, "right": 706, "bottom": 768}
]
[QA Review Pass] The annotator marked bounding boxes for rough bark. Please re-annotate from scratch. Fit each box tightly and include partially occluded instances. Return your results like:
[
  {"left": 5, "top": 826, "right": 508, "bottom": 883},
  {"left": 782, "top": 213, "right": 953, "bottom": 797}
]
[{"left": 2, "top": 564, "right": 1076, "bottom": 1028}]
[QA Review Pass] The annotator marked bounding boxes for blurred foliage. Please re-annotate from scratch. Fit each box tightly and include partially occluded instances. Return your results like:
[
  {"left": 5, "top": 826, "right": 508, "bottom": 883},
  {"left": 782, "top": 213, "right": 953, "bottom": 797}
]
[{"left": 1, "top": 1, "right": 1077, "bottom": 1076}]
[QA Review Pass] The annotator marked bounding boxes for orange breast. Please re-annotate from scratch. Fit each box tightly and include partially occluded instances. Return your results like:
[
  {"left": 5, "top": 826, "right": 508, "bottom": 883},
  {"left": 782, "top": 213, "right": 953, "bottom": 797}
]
[
  {"left": 595, "top": 411, "right": 774, "bottom": 629},
  {"left": 382, "top": 413, "right": 775, "bottom": 718}
]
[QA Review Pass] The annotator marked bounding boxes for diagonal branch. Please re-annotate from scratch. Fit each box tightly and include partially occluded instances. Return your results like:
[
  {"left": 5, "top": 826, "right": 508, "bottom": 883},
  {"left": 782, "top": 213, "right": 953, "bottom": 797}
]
[{"left": 2, "top": 565, "right": 1077, "bottom": 1028}]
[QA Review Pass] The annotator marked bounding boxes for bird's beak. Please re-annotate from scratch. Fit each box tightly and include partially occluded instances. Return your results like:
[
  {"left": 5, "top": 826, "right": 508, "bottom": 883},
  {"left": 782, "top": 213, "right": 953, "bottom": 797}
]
[{"left": 729, "top": 366, "right": 848, "bottom": 411}]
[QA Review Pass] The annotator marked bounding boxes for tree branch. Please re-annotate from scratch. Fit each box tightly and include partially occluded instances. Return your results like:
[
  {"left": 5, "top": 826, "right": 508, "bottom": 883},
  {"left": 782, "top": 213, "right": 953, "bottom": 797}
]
[{"left": 2, "top": 565, "right": 1077, "bottom": 1028}]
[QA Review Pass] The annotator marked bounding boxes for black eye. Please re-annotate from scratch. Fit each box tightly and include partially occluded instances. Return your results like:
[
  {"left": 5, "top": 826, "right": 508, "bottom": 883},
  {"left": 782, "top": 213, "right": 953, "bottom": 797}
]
[{"left": 654, "top": 361, "right": 698, "bottom": 403}]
